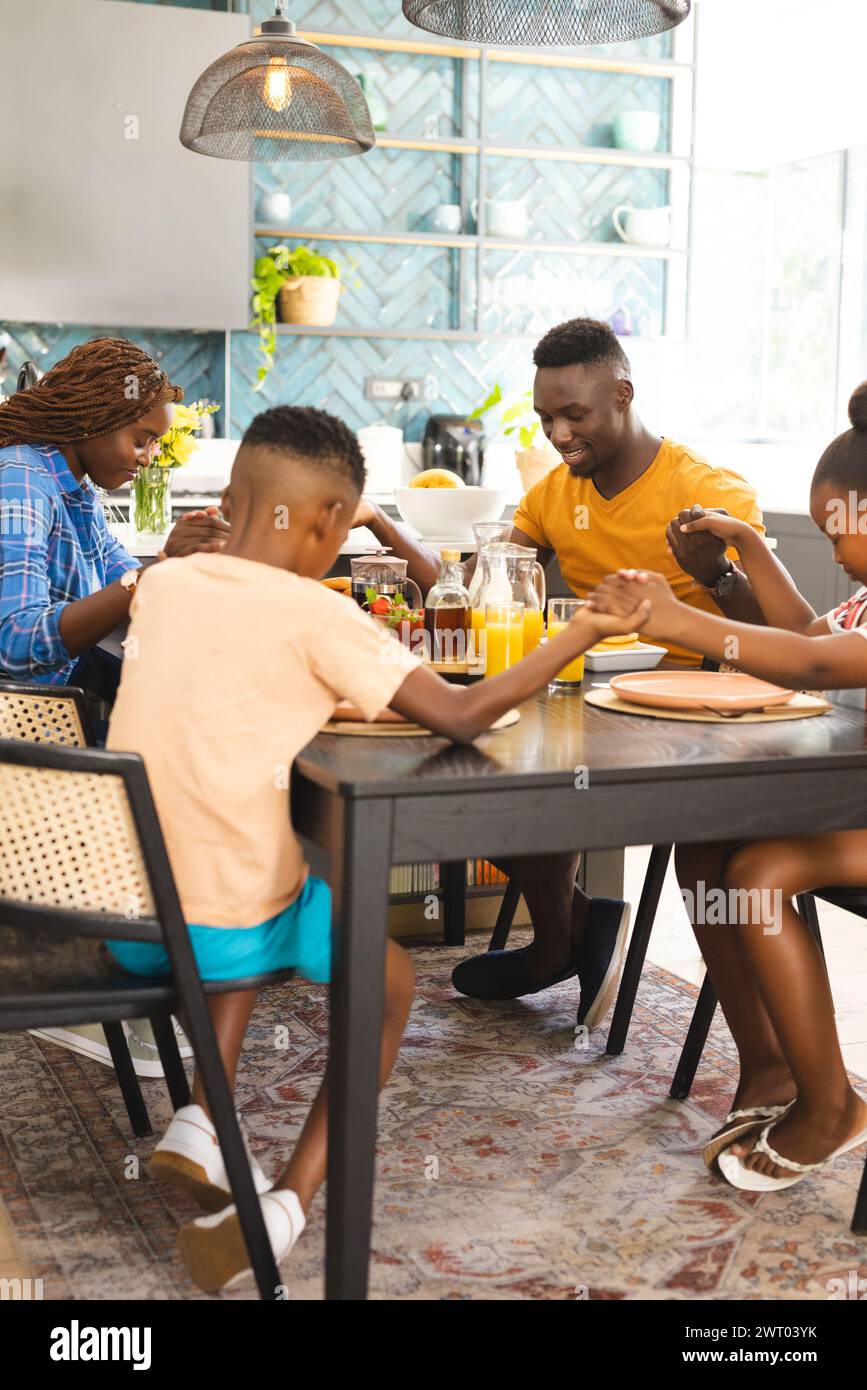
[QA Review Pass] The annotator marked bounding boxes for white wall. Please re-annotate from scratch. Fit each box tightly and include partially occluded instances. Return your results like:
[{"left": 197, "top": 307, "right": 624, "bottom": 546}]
[
  {"left": 0, "top": 0, "right": 251, "bottom": 330},
  {"left": 696, "top": 0, "right": 867, "bottom": 171}
]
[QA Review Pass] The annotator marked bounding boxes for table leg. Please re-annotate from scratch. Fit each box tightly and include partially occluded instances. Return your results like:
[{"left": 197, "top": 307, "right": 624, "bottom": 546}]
[{"left": 326, "top": 794, "right": 394, "bottom": 1300}]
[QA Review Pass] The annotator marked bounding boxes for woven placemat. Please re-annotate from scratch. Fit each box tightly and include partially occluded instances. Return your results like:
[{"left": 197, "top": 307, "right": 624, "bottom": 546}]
[
  {"left": 323, "top": 707, "right": 521, "bottom": 736},
  {"left": 584, "top": 687, "right": 831, "bottom": 723}
]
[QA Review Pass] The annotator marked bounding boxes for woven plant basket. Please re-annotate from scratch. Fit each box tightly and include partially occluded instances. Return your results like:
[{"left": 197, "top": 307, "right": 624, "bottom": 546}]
[
  {"left": 517, "top": 446, "right": 558, "bottom": 493},
  {"left": 278, "top": 276, "right": 342, "bottom": 327}
]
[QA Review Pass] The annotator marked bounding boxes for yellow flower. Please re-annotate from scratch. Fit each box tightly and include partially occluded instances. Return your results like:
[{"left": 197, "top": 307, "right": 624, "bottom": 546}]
[{"left": 170, "top": 433, "right": 196, "bottom": 464}]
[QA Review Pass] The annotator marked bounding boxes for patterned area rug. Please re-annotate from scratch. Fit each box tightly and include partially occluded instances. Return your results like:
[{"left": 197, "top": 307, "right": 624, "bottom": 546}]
[{"left": 1, "top": 932, "right": 865, "bottom": 1301}]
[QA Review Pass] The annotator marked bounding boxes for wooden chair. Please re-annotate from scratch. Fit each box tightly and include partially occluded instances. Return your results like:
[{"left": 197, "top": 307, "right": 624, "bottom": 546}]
[
  {"left": 0, "top": 737, "right": 292, "bottom": 1298},
  {"left": 0, "top": 679, "right": 186, "bottom": 1137}
]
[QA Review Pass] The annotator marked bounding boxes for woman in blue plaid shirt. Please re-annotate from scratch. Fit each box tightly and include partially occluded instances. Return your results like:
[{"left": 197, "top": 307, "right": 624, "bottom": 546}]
[{"left": 0, "top": 337, "right": 229, "bottom": 687}]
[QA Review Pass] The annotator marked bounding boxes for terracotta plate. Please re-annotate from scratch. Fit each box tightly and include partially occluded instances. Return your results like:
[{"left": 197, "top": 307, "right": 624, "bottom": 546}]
[{"left": 609, "top": 671, "right": 795, "bottom": 713}]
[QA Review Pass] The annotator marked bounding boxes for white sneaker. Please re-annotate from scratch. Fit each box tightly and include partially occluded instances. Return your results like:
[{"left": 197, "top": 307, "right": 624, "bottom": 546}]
[
  {"left": 148, "top": 1104, "right": 272, "bottom": 1212},
  {"left": 178, "top": 1189, "right": 305, "bottom": 1294},
  {"left": 30, "top": 1018, "right": 193, "bottom": 1077}
]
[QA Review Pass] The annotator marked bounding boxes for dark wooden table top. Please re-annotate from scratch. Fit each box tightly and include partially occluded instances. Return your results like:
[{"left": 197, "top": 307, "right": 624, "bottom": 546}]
[{"left": 295, "top": 681, "right": 867, "bottom": 799}]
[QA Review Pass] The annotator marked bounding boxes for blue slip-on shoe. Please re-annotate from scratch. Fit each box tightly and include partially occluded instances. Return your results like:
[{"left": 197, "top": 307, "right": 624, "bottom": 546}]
[{"left": 451, "top": 944, "right": 580, "bottom": 1001}]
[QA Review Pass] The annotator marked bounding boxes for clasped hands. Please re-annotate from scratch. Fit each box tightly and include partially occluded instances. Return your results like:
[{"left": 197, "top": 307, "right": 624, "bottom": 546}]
[{"left": 588, "top": 504, "right": 755, "bottom": 637}]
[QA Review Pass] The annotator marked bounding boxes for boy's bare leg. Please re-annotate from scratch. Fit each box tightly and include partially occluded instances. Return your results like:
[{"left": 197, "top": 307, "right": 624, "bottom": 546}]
[
  {"left": 721, "top": 832, "right": 867, "bottom": 1177},
  {"left": 190, "top": 988, "right": 260, "bottom": 1118},
  {"left": 273, "top": 939, "right": 415, "bottom": 1213},
  {"left": 675, "top": 842, "right": 795, "bottom": 1114}
]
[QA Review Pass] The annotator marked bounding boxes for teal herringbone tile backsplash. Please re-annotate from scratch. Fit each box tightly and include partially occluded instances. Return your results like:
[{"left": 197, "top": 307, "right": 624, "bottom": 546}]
[{"left": 12, "top": 0, "right": 678, "bottom": 444}]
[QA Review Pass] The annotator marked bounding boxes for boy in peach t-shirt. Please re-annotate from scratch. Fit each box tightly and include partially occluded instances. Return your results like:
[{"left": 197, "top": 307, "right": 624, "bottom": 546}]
[{"left": 106, "top": 405, "right": 648, "bottom": 1293}]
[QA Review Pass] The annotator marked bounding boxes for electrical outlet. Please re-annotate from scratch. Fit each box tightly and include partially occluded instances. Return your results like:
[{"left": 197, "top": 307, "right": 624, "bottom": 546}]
[{"left": 364, "top": 377, "right": 425, "bottom": 402}]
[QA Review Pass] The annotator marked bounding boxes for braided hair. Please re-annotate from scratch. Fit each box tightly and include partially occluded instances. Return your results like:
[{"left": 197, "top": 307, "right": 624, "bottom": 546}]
[{"left": 0, "top": 337, "right": 183, "bottom": 447}]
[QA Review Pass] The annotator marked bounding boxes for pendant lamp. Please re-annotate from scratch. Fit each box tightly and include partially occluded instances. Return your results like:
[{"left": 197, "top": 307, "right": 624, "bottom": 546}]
[
  {"left": 180, "top": 2, "right": 374, "bottom": 162},
  {"left": 401, "top": 0, "right": 691, "bottom": 46}
]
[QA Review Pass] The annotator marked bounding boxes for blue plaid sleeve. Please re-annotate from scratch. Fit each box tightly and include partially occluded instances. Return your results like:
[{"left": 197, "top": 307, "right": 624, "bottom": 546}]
[{"left": 0, "top": 457, "right": 72, "bottom": 676}]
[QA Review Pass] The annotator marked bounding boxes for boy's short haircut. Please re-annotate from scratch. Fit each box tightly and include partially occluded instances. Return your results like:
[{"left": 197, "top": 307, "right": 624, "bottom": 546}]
[{"left": 241, "top": 405, "right": 366, "bottom": 493}]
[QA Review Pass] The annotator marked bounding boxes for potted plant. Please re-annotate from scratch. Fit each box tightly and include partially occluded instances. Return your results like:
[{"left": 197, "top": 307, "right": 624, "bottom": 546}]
[
  {"left": 132, "top": 400, "right": 218, "bottom": 536},
  {"left": 251, "top": 243, "right": 343, "bottom": 389},
  {"left": 470, "top": 384, "right": 559, "bottom": 492}
]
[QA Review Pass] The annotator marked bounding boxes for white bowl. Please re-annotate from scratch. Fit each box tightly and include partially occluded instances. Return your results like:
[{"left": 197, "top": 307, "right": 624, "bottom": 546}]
[
  {"left": 393, "top": 486, "right": 508, "bottom": 542},
  {"left": 584, "top": 641, "right": 666, "bottom": 673}
]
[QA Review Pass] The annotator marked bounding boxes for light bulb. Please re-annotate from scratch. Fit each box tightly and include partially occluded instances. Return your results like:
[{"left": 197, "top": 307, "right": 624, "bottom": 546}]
[{"left": 263, "top": 56, "right": 292, "bottom": 113}]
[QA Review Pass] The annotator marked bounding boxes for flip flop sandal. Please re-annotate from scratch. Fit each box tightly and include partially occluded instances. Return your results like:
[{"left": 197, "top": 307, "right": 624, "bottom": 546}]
[
  {"left": 702, "top": 1100, "right": 794, "bottom": 1172},
  {"left": 718, "top": 1115, "right": 867, "bottom": 1192}
]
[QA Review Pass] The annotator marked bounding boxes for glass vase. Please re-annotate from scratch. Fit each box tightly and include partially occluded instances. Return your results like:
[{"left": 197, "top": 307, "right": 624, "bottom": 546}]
[{"left": 132, "top": 465, "right": 172, "bottom": 536}]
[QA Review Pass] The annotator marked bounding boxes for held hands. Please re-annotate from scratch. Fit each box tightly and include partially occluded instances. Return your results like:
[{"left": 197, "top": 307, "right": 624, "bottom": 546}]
[
  {"left": 161, "top": 507, "right": 231, "bottom": 560},
  {"left": 666, "top": 505, "right": 749, "bottom": 585},
  {"left": 587, "top": 569, "right": 678, "bottom": 640},
  {"left": 577, "top": 591, "right": 652, "bottom": 644}
]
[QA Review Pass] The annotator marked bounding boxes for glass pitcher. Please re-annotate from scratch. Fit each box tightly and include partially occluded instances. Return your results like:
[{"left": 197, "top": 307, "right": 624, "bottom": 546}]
[
  {"left": 350, "top": 556, "right": 424, "bottom": 645},
  {"left": 511, "top": 547, "right": 547, "bottom": 654}
]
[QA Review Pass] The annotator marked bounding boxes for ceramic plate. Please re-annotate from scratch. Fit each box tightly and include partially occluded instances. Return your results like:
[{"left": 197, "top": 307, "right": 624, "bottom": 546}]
[{"left": 609, "top": 670, "right": 794, "bottom": 712}]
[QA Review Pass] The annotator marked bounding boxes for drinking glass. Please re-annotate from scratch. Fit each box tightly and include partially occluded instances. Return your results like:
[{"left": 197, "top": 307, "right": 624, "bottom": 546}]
[{"left": 547, "top": 597, "right": 586, "bottom": 687}]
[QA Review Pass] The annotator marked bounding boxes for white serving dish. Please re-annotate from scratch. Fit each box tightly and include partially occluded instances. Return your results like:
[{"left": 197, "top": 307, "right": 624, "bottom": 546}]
[
  {"left": 584, "top": 641, "right": 667, "bottom": 672},
  {"left": 393, "top": 485, "right": 508, "bottom": 542}
]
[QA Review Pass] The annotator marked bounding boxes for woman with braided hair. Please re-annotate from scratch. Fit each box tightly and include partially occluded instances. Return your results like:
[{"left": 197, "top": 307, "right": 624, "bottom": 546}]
[{"left": 0, "top": 336, "right": 229, "bottom": 686}]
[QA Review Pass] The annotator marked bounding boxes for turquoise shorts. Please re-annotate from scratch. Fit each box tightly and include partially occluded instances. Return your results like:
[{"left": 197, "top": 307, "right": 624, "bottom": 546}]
[{"left": 105, "top": 874, "right": 332, "bottom": 984}]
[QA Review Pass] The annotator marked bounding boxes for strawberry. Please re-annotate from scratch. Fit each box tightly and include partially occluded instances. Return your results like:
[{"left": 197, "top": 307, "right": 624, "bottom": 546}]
[{"left": 370, "top": 596, "right": 392, "bottom": 616}]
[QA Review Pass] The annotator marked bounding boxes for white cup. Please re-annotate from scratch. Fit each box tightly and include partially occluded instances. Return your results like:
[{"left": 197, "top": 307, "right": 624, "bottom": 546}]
[
  {"left": 257, "top": 191, "right": 292, "bottom": 225},
  {"left": 472, "top": 197, "right": 529, "bottom": 239},
  {"left": 612, "top": 110, "right": 661, "bottom": 153},
  {"left": 612, "top": 204, "right": 671, "bottom": 248},
  {"left": 429, "top": 203, "right": 463, "bottom": 234}
]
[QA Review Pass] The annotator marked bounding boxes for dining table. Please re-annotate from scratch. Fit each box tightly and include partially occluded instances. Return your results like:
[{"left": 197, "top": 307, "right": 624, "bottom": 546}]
[{"left": 291, "top": 677, "right": 867, "bottom": 1300}]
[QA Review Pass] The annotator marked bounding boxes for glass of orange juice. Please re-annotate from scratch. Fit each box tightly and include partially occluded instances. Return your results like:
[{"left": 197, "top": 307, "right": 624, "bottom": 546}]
[
  {"left": 483, "top": 602, "right": 524, "bottom": 677},
  {"left": 546, "top": 597, "right": 585, "bottom": 688},
  {"left": 522, "top": 606, "right": 545, "bottom": 655}
]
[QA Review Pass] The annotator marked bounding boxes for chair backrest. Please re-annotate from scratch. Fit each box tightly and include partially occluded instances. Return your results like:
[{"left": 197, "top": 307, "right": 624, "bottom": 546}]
[
  {"left": 0, "top": 740, "right": 173, "bottom": 941},
  {"left": 0, "top": 680, "right": 94, "bottom": 747}
]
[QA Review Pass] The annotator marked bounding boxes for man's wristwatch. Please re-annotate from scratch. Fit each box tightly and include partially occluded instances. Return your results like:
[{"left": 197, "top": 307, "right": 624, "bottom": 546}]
[{"left": 707, "top": 561, "right": 738, "bottom": 599}]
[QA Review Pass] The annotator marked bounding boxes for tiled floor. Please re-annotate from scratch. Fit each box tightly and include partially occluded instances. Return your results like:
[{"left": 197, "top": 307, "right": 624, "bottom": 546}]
[{"left": 630, "top": 846, "right": 867, "bottom": 1080}]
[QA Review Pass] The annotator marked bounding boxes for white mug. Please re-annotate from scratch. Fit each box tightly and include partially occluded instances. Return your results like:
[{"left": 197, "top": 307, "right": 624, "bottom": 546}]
[
  {"left": 612, "top": 204, "right": 671, "bottom": 248},
  {"left": 472, "top": 197, "right": 529, "bottom": 239},
  {"left": 612, "top": 110, "right": 661, "bottom": 153},
  {"left": 257, "top": 190, "right": 292, "bottom": 225},
  {"left": 429, "top": 203, "right": 463, "bottom": 234}
]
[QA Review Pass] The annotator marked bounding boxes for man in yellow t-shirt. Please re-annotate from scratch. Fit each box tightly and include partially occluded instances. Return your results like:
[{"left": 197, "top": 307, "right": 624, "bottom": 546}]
[{"left": 356, "top": 318, "right": 767, "bottom": 1023}]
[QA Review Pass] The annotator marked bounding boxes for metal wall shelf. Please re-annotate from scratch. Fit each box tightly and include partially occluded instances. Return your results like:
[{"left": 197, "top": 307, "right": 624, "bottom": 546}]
[
  {"left": 256, "top": 224, "right": 687, "bottom": 258},
  {"left": 300, "top": 29, "right": 693, "bottom": 80},
  {"left": 268, "top": 325, "right": 685, "bottom": 343}
]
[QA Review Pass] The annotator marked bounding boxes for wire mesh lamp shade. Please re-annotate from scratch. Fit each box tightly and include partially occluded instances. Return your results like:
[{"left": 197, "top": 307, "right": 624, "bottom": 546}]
[
  {"left": 180, "top": 36, "right": 375, "bottom": 162},
  {"left": 402, "top": 0, "right": 691, "bottom": 44}
]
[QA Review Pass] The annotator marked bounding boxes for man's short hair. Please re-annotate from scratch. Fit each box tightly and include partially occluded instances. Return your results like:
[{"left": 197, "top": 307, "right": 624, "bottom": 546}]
[
  {"left": 241, "top": 405, "right": 366, "bottom": 492},
  {"left": 533, "top": 318, "right": 631, "bottom": 376}
]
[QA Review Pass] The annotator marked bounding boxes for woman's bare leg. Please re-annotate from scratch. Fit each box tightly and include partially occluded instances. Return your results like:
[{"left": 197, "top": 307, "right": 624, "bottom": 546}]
[{"left": 722, "top": 832, "right": 867, "bottom": 1177}]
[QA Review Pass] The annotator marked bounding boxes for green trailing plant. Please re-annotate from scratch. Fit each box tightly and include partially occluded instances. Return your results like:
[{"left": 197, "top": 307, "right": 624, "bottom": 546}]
[
  {"left": 470, "top": 383, "right": 542, "bottom": 450},
  {"left": 251, "top": 243, "right": 342, "bottom": 389}
]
